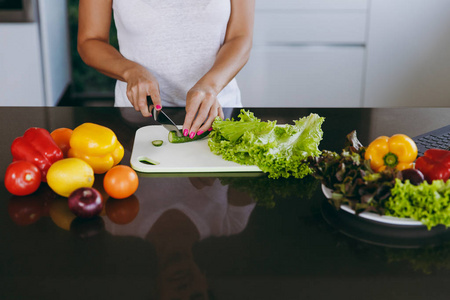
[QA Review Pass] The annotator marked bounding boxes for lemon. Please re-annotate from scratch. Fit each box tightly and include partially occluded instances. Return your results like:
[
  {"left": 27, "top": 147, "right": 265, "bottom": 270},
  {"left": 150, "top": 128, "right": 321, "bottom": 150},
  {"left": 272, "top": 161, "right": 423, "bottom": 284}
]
[{"left": 47, "top": 158, "right": 95, "bottom": 197}]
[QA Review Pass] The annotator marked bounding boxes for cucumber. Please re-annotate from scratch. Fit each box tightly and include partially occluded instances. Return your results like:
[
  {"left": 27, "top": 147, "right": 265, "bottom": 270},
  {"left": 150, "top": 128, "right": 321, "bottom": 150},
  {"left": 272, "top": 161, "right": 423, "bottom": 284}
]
[
  {"left": 152, "top": 140, "right": 163, "bottom": 147},
  {"left": 168, "top": 130, "right": 210, "bottom": 143}
]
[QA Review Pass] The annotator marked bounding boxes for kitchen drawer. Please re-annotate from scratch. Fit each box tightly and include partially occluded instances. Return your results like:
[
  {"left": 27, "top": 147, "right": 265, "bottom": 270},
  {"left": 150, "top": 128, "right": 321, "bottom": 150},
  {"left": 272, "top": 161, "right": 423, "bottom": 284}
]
[
  {"left": 253, "top": 11, "right": 367, "bottom": 45},
  {"left": 236, "top": 46, "right": 365, "bottom": 107},
  {"left": 256, "top": 0, "right": 369, "bottom": 10}
]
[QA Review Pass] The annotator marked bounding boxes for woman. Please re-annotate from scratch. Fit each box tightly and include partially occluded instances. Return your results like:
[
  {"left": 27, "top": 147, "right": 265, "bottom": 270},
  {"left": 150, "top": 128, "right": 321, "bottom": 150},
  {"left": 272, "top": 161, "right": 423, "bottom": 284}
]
[{"left": 77, "top": 0, "right": 255, "bottom": 138}]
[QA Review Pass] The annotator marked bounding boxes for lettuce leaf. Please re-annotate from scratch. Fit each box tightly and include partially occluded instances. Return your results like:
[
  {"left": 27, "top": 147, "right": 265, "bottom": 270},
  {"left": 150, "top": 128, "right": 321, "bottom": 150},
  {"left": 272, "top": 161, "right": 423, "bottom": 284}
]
[
  {"left": 208, "top": 110, "right": 325, "bottom": 179},
  {"left": 385, "top": 179, "right": 450, "bottom": 229}
]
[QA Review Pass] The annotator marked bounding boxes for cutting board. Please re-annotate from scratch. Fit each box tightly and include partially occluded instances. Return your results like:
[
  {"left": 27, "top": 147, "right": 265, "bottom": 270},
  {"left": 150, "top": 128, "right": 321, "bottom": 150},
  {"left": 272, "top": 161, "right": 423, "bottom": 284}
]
[{"left": 130, "top": 125, "right": 262, "bottom": 174}]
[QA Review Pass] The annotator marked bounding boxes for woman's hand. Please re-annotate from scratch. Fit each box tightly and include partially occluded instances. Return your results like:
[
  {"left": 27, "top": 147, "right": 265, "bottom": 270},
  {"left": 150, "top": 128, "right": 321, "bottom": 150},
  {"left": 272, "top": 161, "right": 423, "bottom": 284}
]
[
  {"left": 181, "top": 0, "right": 254, "bottom": 138},
  {"left": 183, "top": 84, "right": 225, "bottom": 138},
  {"left": 124, "top": 65, "right": 162, "bottom": 117}
]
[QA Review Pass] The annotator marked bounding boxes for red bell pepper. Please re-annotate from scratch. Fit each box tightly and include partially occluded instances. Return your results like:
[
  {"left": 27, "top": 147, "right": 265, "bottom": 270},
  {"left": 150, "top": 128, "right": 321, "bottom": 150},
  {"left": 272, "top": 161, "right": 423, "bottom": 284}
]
[
  {"left": 11, "top": 127, "right": 63, "bottom": 181},
  {"left": 415, "top": 149, "right": 450, "bottom": 183}
]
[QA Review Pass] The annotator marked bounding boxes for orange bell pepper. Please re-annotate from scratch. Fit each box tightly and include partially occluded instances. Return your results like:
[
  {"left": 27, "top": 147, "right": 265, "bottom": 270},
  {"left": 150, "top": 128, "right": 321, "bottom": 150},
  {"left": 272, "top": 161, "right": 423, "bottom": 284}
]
[
  {"left": 364, "top": 134, "right": 418, "bottom": 172},
  {"left": 68, "top": 123, "right": 124, "bottom": 174}
]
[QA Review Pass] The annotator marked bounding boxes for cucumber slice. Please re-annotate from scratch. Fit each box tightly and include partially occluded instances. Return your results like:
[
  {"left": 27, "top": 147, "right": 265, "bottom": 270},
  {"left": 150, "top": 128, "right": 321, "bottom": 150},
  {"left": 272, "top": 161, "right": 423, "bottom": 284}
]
[
  {"left": 168, "top": 130, "right": 210, "bottom": 143},
  {"left": 152, "top": 140, "right": 163, "bottom": 147}
]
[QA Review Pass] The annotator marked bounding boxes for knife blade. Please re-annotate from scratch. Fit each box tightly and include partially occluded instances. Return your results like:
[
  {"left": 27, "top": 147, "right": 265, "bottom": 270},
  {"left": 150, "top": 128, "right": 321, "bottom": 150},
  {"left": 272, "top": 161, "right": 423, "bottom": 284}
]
[{"left": 147, "top": 96, "right": 183, "bottom": 137}]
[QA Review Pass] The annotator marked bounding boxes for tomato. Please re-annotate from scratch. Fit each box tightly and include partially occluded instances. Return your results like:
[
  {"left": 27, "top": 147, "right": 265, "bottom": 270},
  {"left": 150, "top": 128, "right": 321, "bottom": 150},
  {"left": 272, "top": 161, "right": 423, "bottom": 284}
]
[
  {"left": 51, "top": 128, "right": 73, "bottom": 158},
  {"left": 4, "top": 161, "right": 42, "bottom": 196},
  {"left": 105, "top": 195, "right": 140, "bottom": 224},
  {"left": 103, "top": 165, "right": 139, "bottom": 199}
]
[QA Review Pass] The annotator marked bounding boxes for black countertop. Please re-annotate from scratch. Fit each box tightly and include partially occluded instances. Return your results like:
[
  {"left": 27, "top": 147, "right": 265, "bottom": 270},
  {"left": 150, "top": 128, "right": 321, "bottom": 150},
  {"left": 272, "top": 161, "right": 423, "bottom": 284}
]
[{"left": 1, "top": 107, "right": 450, "bottom": 300}]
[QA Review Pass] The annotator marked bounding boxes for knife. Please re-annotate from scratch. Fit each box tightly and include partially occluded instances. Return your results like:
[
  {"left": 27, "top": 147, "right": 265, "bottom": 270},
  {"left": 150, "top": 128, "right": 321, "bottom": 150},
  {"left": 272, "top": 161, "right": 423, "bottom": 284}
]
[{"left": 147, "top": 96, "right": 183, "bottom": 137}]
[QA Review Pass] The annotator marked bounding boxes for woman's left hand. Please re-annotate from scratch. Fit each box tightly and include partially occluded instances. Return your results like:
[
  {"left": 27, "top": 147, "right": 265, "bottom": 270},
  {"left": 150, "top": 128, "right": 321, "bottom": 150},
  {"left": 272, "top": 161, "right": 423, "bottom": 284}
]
[{"left": 182, "top": 84, "right": 224, "bottom": 139}]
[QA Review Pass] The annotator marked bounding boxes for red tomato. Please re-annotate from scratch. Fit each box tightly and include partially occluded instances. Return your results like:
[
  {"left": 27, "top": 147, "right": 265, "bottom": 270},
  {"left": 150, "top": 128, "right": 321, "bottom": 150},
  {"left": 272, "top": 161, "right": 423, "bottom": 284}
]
[
  {"left": 5, "top": 161, "right": 41, "bottom": 196},
  {"left": 103, "top": 165, "right": 139, "bottom": 199}
]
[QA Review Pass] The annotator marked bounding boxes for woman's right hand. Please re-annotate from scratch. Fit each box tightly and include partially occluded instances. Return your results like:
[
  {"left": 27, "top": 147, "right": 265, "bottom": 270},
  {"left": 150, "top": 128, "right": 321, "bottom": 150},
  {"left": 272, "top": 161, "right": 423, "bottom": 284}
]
[{"left": 124, "top": 65, "right": 162, "bottom": 117}]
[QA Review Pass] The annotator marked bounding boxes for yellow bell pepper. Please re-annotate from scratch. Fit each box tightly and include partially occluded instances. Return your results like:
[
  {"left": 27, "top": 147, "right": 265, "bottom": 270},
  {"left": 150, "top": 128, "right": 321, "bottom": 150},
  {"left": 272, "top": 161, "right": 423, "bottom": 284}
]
[
  {"left": 364, "top": 134, "right": 418, "bottom": 172},
  {"left": 68, "top": 123, "right": 124, "bottom": 174}
]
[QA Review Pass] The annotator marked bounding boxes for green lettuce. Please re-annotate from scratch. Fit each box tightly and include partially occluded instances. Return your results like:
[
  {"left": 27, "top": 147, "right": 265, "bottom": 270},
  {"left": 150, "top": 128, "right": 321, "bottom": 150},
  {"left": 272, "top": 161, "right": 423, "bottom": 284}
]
[
  {"left": 208, "top": 110, "right": 325, "bottom": 179},
  {"left": 385, "top": 179, "right": 450, "bottom": 229}
]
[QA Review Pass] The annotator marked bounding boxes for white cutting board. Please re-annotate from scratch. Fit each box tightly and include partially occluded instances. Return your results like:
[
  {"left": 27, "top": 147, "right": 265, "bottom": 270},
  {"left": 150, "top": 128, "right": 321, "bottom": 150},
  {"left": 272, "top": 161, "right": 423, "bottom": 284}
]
[{"left": 130, "top": 125, "right": 262, "bottom": 174}]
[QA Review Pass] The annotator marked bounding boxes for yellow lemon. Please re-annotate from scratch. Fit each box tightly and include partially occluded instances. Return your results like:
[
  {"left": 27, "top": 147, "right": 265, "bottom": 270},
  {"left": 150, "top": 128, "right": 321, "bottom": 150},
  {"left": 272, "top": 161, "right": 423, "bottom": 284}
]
[{"left": 47, "top": 158, "right": 95, "bottom": 197}]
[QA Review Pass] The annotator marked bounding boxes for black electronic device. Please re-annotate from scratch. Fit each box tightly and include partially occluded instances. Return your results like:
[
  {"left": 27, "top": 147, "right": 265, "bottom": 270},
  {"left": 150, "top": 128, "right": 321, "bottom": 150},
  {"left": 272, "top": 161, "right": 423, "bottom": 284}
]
[{"left": 412, "top": 124, "right": 450, "bottom": 156}]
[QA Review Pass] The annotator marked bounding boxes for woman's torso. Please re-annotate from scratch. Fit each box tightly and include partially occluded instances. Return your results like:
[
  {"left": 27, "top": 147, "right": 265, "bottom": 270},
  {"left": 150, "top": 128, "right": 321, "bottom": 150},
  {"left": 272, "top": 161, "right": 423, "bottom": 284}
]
[{"left": 112, "top": 0, "right": 241, "bottom": 107}]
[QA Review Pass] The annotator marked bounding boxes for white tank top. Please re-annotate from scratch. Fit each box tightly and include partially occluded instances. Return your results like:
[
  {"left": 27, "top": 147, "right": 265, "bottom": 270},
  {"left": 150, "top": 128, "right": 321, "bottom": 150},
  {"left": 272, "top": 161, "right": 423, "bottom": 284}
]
[{"left": 112, "top": 0, "right": 242, "bottom": 107}]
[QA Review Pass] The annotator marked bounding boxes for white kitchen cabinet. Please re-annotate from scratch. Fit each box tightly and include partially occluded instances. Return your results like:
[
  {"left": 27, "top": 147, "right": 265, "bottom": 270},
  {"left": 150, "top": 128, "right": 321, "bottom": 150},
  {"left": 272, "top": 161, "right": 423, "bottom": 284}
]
[
  {"left": 237, "top": 46, "right": 365, "bottom": 107},
  {"left": 238, "top": 0, "right": 369, "bottom": 107},
  {"left": 253, "top": 12, "right": 367, "bottom": 45},
  {"left": 239, "top": 0, "right": 450, "bottom": 108},
  {"left": 363, "top": 0, "right": 450, "bottom": 107},
  {"left": 255, "top": 0, "right": 368, "bottom": 10},
  {"left": 0, "top": 23, "right": 45, "bottom": 106},
  {"left": 0, "top": 0, "right": 71, "bottom": 106}
]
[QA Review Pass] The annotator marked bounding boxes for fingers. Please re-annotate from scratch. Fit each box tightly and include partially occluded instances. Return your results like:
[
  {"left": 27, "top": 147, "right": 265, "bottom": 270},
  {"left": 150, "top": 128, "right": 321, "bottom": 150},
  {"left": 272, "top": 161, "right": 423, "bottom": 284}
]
[
  {"left": 196, "top": 102, "right": 221, "bottom": 134},
  {"left": 148, "top": 92, "right": 162, "bottom": 112},
  {"left": 182, "top": 91, "right": 202, "bottom": 137},
  {"left": 126, "top": 75, "right": 161, "bottom": 117},
  {"left": 218, "top": 105, "right": 225, "bottom": 120},
  {"left": 183, "top": 89, "right": 223, "bottom": 138},
  {"left": 137, "top": 88, "right": 151, "bottom": 117}
]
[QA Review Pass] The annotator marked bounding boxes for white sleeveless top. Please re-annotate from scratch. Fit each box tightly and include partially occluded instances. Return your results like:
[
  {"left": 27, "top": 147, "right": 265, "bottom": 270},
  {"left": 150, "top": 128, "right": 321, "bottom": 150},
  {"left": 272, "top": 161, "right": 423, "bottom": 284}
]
[{"left": 112, "top": 0, "right": 242, "bottom": 107}]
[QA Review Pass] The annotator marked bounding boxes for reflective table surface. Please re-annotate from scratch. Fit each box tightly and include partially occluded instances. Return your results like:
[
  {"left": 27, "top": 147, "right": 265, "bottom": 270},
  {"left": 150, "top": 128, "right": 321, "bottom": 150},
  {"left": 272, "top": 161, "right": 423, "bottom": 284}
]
[{"left": 1, "top": 107, "right": 450, "bottom": 300}]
